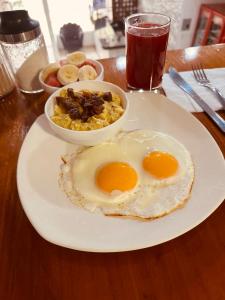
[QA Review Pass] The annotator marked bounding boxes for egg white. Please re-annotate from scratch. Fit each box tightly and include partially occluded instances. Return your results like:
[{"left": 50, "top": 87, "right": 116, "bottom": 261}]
[
  {"left": 60, "top": 142, "right": 151, "bottom": 212},
  {"left": 59, "top": 130, "right": 194, "bottom": 218},
  {"left": 118, "top": 130, "right": 192, "bottom": 187}
]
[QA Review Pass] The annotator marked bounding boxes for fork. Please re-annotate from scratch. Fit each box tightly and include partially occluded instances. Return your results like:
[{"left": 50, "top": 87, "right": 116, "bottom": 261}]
[{"left": 192, "top": 64, "right": 225, "bottom": 109}]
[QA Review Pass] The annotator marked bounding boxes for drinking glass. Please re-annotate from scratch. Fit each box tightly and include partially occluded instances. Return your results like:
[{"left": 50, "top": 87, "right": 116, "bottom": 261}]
[{"left": 125, "top": 13, "right": 171, "bottom": 90}]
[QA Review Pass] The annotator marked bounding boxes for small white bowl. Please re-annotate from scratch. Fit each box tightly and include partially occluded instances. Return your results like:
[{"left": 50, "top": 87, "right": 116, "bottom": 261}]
[
  {"left": 39, "top": 59, "right": 104, "bottom": 95},
  {"left": 44, "top": 80, "right": 129, "bottom": 146}
]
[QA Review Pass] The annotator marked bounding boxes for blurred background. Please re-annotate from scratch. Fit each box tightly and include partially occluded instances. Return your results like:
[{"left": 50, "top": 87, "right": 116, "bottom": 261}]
[{"left": 1, "top": 0, "right": 225, "bottom": 61}]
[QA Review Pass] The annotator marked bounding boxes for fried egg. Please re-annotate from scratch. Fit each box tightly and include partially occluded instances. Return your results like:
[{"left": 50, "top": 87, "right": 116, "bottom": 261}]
[{"left": 60, "top": 130, "right": 194, "bottom": 219}]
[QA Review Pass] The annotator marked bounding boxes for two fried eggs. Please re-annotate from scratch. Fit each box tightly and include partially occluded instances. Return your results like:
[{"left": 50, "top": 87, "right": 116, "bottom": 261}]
[{"left": 60, "top": 130, "right": 194, "bottom": 219}]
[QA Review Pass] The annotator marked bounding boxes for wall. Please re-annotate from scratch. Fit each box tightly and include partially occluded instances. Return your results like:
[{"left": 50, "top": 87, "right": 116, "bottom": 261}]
[
  {"left": 139, "top": 0, "right": 225, "bottom": 50},
  {"left": 139, "top": 0, "right": 183, "bottom": 49},
  {"left": 179, "top": 0, "right": 225, "bottom": 49}
]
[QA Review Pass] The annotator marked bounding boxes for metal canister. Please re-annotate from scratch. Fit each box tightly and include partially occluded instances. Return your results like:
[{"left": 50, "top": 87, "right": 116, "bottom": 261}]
[{"left": 0, "top": 10, "right": 49, "bottom": 93}]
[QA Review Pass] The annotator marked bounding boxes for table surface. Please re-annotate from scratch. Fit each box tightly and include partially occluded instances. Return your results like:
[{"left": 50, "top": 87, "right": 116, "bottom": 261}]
[{"left": 0, "top": 44, "right": 224, "bottom": 300}]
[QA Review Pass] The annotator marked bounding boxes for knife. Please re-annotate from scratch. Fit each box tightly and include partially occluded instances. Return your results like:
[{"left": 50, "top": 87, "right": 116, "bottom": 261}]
[{"left": 168, "top": 67, "right": 225, "bottom": 133}]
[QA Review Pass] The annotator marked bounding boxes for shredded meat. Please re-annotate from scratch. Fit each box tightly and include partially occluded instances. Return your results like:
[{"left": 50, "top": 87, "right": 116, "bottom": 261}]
[{"left": 56, "top": 89, "right": 112, "bottom": 121}]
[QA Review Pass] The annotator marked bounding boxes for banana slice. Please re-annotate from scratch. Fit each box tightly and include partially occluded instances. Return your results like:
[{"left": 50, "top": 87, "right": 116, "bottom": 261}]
[
  {"left": 66, "top": 51, "right": 86, "bottom": 66},
  {"left": 78, "top": 65, "right": 97, "bottom": 81},
  {"left": 57, "top": 64, "right": 79, "bottom": 85},
  {"left": 42, "top": 62, "right": 60, "bottom": 81}
]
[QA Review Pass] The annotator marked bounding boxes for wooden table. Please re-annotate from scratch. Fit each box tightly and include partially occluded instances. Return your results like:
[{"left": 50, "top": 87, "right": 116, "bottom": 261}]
[{"left": 0, "top": 44, "right": 224, "bottom": 300}]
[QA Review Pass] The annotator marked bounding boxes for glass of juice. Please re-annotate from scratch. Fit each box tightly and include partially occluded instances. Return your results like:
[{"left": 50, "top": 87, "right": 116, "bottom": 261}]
[{"left": 125, "top": 13, "right": 171, "bottom": 90}]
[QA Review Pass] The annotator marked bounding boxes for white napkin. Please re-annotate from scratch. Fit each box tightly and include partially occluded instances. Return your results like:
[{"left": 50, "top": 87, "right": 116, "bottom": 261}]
[{"left": 162, "top": 68, "right": 225, "bottom": 112}]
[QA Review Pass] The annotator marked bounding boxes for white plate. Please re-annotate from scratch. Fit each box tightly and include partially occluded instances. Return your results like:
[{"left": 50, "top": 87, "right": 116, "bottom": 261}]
[{"left": 17, "top": 92, "right": 225, "bottom": 252}]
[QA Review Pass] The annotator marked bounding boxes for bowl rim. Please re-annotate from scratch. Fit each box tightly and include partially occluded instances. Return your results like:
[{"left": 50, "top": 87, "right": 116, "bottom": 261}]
[
  {"left": 39, "top": 59, "right": 104, "bottom": 89},
  {"left": 44, "top": 80, "right": 129, "bottom": 134}
]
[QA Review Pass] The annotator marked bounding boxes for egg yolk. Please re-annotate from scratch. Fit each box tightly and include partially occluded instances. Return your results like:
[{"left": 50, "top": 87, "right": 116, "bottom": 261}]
[
  {"left": 96, "top": 162, "right": 138, "bottom": 193},
  {"left": 143, "top": 151, "right": 178, "bottom": 179}
]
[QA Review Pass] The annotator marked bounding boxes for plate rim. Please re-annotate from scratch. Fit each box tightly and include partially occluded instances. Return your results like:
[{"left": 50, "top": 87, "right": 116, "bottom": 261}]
[{"left": 16, "top": 92, "right": 225, "bottom": 252}]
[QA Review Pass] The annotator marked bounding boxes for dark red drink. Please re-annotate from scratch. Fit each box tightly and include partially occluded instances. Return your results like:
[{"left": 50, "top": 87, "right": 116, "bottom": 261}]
[{"left": 126, "top": 22, "right": 170, "bottom": 90}]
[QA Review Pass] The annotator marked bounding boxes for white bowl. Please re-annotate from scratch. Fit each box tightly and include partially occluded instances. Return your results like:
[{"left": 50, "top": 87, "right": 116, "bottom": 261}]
[
  {"left": 39, "top": 59, "right": 104, "bottom": 95},
  {"left": 44, "top": 80, "right": 129, "bottom": 146}
]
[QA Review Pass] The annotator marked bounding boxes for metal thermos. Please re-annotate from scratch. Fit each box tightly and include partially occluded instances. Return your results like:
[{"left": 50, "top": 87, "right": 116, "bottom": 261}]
[{"left": 0, "top": 10, "right": 49, "bottom": 93}]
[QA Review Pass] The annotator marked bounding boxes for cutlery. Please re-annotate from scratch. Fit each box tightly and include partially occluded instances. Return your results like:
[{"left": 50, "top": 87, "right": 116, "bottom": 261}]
[
  {"left": 168, "top": 67, "right": 225, "bottom": 133},
  {"left": 192, "top": 64, "right": 225, "bottom": 109}
]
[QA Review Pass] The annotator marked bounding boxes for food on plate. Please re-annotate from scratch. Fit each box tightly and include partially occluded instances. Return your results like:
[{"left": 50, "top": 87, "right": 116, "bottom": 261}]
[
  {"left": 45, "top": 72, "right": 62, "bottom": 87},
  {"left": 66, "top": 51, "right": 86, "bottom": 66},
  {"left": 57, "top": 64, "right": 79, "bottom": 85},
  {"left": 51, "top": 88, "right": 124, "bottom": 130},
  {"left": 78, "top": 65, "right": 97, "bottom": 81},
  {"left": 43, "top": 51, "right": 98, "bottom": 87},
  {"left": 59, "top": 130, "right": 194, "bottom": 219},
  {"left": 42, "top": 62, "right": 60, "bottom": 80},
  {"left": 43, "top": 62, "right": 62, "bottom": 87}
]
